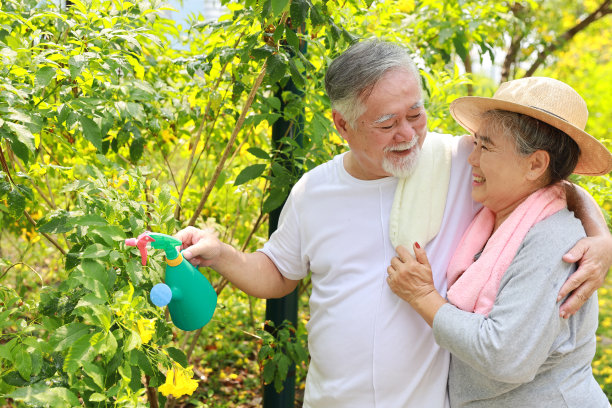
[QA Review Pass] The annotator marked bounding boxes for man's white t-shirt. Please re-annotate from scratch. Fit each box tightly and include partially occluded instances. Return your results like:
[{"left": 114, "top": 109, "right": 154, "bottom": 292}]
[{"left": 260, "top": 134, "right": 479, "bottom": 408}]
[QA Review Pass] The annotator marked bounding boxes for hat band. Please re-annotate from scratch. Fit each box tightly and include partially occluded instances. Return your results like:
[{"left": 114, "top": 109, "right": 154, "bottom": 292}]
[{"left": 528, "top": 105, "right": 568, "bottom": 123}]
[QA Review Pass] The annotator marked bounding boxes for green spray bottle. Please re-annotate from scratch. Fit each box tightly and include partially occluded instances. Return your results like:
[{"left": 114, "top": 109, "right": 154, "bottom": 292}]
[{"left": 125, "top": 231, "right": 217, "bottom": 331}]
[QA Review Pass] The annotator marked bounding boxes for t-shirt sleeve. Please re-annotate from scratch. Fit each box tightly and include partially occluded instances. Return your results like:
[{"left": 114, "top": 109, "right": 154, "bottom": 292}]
[{"left": 258, "top": 186, "right": 309, "bottom": 280}]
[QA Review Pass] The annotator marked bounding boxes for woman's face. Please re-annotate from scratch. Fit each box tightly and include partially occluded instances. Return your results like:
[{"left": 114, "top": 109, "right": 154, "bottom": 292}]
[{"left": 468, "top": 120, "right": 541, "bottom": 221}]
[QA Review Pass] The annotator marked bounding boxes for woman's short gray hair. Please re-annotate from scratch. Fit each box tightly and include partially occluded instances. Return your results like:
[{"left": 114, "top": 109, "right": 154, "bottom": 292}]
[
  {"left": 482, "top": 110, "right": 581, "bottom": 184},
  {"left": 325, "top": 39, "right": 422, "bottom": 128}
]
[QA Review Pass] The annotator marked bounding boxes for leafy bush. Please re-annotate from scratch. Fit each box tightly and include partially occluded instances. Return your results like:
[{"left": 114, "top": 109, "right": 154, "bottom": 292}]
[{"left": 0, "top": 0, "right": 610, "bottom": 406}]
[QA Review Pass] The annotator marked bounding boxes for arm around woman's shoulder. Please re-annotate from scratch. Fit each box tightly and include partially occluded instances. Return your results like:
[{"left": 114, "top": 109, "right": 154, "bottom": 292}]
[{"left": 433, "top": 210, "right": 587, "bottom": 383}]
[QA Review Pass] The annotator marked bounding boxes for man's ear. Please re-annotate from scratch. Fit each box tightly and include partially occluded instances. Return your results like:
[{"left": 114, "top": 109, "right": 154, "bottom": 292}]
[
  {"left": 332, "top": 110, "right": 350, "bottom": 142},
  {"left": 526, "top": 150, "right": 550, "bottom": 181}
]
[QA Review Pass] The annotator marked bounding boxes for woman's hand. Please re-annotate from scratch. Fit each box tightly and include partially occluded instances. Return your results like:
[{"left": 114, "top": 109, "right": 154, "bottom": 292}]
[{"left": 387, "top": 243, "right": 447, "bottom": 326}]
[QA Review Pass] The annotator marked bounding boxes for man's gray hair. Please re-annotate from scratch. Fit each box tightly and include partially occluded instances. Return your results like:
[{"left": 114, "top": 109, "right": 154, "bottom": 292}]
[{"left": 325, "top": 39, "right": 422, "bottom": 128}]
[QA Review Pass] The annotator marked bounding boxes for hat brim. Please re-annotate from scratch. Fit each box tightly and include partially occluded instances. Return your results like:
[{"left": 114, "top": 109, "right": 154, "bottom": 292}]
[{"left": 450, "top": 96, "right": 612, "bottom": 176}]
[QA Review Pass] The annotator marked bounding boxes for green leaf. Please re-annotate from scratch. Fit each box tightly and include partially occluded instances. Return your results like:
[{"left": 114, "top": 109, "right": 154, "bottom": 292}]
[
  {"left": 271, "top": 0, "right": 289, "bottom": 16},
  {"left": 91, "top": 331, "right": 118, "bottom": 358},
  {"left": 262, "top": 358, "right": 276, "bottom": 384},
  {"left": 166, "top": 347, "right": 188, "bottom": 368},
  {"left": 82, "top": 243, "right": 110, "bottom": 259},
  {"left": 35, "top": 66, "right": 56, "bottom": 88},
  {"left": 290, "top": 0, "right": 309, "bottom": 28},
  {"left": 124, "top": 330, "right": 141, "bottom": 352},
  {"left": 51, "top": 323, "right": 90, "bottom": 351},
  {"left": 0, "top": 180, "right": 10, "bottom": 197},
  {"left": 266, "top": 53, "right": 287, "bottom": 84},
  {"left": 80, "top": 116, "right": 102, "bottom": 151},
  {"left": 275, "top": 353, "right": 291, "bottom": 381},
  {"left": 130, "top": 135, "right": 144, "bottom": 162},
  {"left": 251, "top": 46, "right": 274, "bottom": 61},
  {"left": 69, "top": 54, "right": 87, "bottom": 78},
  {"left": 309, "top": 3, "right": 325, "bottom": 26},
  {"left": 126, "top": 102, "right": 145, "bottom": 122},
  {"left": 82, "top": 361, "right": 105, "bottom": 390},
  {"left": 37, "top": 211, "right": 71, "bottom": 233},
  {"left": 89, "top": 393, "right": 106, "bottom": 402},
  {"left": 7, "top": 188, "right": 25, "bottom": 218},
  {"left": 234, "top": 164, "right": 267, "bottom": 186},
  {"left": 63, "top": 333, "right": 92, "bottom": 373},
  {"left": 71, "top": 214, "right": 108, "bottom": 227},
  {"left": 452, "top": 32, "right": 468, "bottom": 60},
  {"left": 131, "top": 349, "right": 154, "bottom": 376},
  {"left": 288, "top": 59, "right": 305, "bottom": 89},
  {"left": 129, "top": 365, "right": 142, "bottom": 391},
  {"left": 8, "top": 385, "right": 80, "bottom": 408},
  {"left": 14, "top": 344, "right": 32, "bottom": 380},
  {"left": 126, "top": 258, "right": 144, "bottom": 285},
  {"left": 0, "top": 338, "right": 16, "bottom": 362},
  {"left": 2, "top": 370, "right": 28, "bottom": 386},
  {"left": 248, "top": 147, "right": 270, "bottom": 159},
  {"left": 263, "top": 187, "right": 288, "bottom": 213},
  {"left": 81, "top": 259, "right": 116, "bottom": 291},
  {"left": 5, "top": 121, "right": 35, "bottom": 152},
  {"left": 285, "top": 28, "right": 300, "bottom": 51}
]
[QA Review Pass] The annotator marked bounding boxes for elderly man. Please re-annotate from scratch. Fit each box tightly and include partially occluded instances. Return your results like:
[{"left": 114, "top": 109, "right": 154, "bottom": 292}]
[{"left": 176, "top": 40, "right": 612, "bottom": 407}]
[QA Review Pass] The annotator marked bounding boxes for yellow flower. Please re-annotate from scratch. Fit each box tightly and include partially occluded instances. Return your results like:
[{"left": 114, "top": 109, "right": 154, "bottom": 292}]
[
  {"left": 329, "top": 133, "right": 344, "bottom": 145},
  {"left": 159, "top": 364, "right": 199, "bottom": 397},
  {"left": 137, "top": 319, "right": 155, "bottom": 344}
]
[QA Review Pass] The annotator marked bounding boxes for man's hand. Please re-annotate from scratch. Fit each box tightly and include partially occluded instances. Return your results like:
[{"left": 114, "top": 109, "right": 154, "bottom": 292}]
[
  {"left": 174, "top": 226, "right": 222, "bottom": 268},
  {"left": 559, "top": 235, "right": 612, "bottom": 318}
]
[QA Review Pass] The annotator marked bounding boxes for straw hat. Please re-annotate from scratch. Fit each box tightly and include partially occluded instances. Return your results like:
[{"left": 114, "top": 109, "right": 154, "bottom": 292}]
[{"left": 450, "top": 77, "right": 612, "bottom": 176}]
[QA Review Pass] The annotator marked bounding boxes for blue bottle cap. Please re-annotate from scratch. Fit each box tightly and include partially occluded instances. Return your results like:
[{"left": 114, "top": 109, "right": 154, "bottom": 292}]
[{"left": 150, "top": 283, "right": 172, "bottom": 307}]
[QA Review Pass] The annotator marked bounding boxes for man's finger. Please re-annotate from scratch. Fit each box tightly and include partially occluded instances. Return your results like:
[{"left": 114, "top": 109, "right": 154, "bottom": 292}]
[
  {"left": 559, "top": 286, "right": 593, "bottom": 318},
  {"left": 557, "top": 273, "right": 582, "bottom": 302},
  {"left": 562, "top": 240, "right": 587, "bottom": 263}
]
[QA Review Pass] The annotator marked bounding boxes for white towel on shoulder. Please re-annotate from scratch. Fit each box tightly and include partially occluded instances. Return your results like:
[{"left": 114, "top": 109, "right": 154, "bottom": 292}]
[{"left": 389, "top": 132, "right": 454, "bottom": 255}]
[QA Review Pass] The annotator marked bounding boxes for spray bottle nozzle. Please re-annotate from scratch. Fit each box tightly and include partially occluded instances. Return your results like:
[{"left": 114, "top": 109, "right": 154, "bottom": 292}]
[
  {"left": 125, "top": 232, "right": 183, "bottom": 265},
  {"left": 125, "top": 231, "right": 156, "bottom": 266},
  {"left": 148, "top": 233, "right": 182, "bottom": 261}
]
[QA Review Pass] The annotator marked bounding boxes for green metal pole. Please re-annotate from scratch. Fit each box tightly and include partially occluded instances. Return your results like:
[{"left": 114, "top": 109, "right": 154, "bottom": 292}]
[{"left": 263, "top": 58, "right": 305, "bottom": 408}]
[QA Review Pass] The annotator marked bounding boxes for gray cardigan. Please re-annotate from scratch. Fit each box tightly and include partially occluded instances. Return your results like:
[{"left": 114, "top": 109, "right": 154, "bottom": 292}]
[{"left": 433, "top": 209, "right": 609, "bottom": 407}]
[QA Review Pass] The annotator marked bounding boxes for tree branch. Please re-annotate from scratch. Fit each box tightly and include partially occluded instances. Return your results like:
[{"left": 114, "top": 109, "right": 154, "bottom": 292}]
[
  {"left": 174, "top": 33, "right": 246, "bottom": 221},
  {"left": 187, "top": 62, "right": 268, "bottom": 226},
  {"left": 0, "top": 142, "right": 66, "bottom": 255},
  {"left": 523, "top": 0, "right": 611, "bottom": 77},
  {"left": 500, "top": 2, "right": 527, "bottom": 83}
]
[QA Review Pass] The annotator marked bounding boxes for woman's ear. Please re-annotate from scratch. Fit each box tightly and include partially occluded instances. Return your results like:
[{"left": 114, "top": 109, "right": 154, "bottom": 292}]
[{"left": 526, "top": 150, "right": 550, "bottom": 181}]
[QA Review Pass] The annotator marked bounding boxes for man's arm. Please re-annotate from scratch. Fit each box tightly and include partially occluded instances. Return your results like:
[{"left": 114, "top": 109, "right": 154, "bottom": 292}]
[
  {"left": 561, "top": 182, "right": 612, "bottom": 318},
  {"left": 175, "top": 226, "right": 300, "bottom": 299}
]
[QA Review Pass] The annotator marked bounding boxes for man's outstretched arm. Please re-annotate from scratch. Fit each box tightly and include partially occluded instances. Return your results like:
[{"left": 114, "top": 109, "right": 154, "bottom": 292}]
[
  {"left": 175, "top": 226, "right": 300, "bottom": 299},
  {"left": 561, "top": 182, "right": 612, "bottom": 318}
]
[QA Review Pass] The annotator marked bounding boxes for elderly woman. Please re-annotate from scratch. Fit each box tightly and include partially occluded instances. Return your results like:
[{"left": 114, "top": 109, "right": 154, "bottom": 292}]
[{"left": 387, "top": 77, "right": 612, "bottom": 407}]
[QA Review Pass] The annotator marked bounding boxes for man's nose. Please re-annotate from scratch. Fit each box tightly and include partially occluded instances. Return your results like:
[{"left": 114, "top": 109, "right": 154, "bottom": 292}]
[{"left": 394, "top": 119, "right": 416, "bottom": 142}]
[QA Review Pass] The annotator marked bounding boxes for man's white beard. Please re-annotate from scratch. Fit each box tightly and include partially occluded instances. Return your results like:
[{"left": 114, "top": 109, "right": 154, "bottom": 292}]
[{"left": 382, "top": 139, "right": 422, "bottom": 178}]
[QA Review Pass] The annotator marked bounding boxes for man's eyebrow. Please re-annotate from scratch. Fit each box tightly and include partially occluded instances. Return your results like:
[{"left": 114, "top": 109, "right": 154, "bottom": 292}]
[
  {"left": 372, "top": 101, "right": 423, "bottom": 124},
  {"left": 373, "top": 113, "right": 396, "bottom": 124}
]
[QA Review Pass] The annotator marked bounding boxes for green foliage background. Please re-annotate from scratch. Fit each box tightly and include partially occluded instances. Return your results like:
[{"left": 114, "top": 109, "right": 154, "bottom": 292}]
[{"left": 0, "top": 0, "right": 610, "bottom": 406}]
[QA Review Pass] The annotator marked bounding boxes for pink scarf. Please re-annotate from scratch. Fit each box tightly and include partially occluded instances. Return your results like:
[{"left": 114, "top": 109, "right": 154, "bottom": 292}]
[{"left": 446, "top": 184, "right": 567, "bottom": 316}]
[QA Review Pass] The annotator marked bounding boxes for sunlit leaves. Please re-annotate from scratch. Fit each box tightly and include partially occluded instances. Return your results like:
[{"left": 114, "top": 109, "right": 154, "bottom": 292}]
[{"left": 235, "top": 164, "right": 267, "bottom": 186}]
